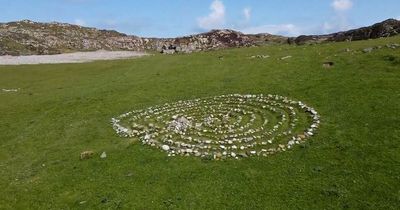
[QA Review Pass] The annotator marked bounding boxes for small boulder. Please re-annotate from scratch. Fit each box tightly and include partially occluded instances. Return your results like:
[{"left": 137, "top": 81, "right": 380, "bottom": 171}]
[
  {"left": 214, "top": 152, "right": 222, "bottom": 159},
  {"left": 100, "top": 151, "right": 107, "bottom": 159},
  {"left": 80, "top": 151, "right": 94, "bottom": 160},
  {"left": 386, "top": 43, "right": 400, "bottom": 49},
  {"left": 238, "top": 152, "right": 248, "bottom": 158},
  {"left": 322, "top": 61, "right": 334, "bottom": 68},
  {"left": 362, "top": 48, "right": 373, "bottom": 53}
]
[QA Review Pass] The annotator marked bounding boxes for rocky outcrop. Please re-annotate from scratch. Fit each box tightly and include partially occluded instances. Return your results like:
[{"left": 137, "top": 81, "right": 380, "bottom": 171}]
[
  {"left": 0, "top": 20, "right": 289, "bottom": 55},
  {"left": 149, "top": 29, "right": 283, "bottom": 54},
  {"left": 1, "top": 18, "right": 399, "bottom": 55},
  {"left": 149, "top": 30, "right": 289, "bottom": 54},
  {"left": 291, "top": 19, "right": 400, "bottom": 45},
  {"left": 0, "top": 20, "right": 146, "bottom": 55},
  {"left": 0, "top": 20, "right": 286, "bottom": 55}
]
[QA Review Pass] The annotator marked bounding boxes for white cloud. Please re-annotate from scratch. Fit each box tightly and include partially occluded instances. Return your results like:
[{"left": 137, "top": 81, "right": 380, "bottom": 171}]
[
  {"left": 74, "top": 19, "right": 86, "bottom": 26},
  {"left": 243, "top": 7, "right": 251, "bottom": 22},
  {"left": 241, "top": 24, "right": 301, "bottom": 36},
  {"left": 324, "top": 0, "right": 354, "bottom": 33},
  {"left": 322, "top": 14, "right": 352, "bottom": 33},
  {"left": 332, "top": 0, "right": 353, "bottom": 11},
  {"left": 197, "top": 0, "right": 226, "bottom": 30}
]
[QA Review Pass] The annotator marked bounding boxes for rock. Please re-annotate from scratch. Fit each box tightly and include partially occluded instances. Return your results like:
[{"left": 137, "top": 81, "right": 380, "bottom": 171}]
[
  {"left": 168, "top": 116, "right": 192, "bottom": 132},
  {"left": 161, "top": 145, "right": 170, "bottom": 151},
  {"left": 214, "top": 152, "right": 222, "bottom": 159},
  {"left": 125, "top": 172, "right": 134, "bottom": 177},
  {"left": 80, "top": 151, "right": 94, "bottom": 160},
  {"left": 161, "top": 49, "right": 175, "bottom": 54},
  {"left": 238, "top": 152, "right": 248, "bottom": 158},
  {"left": 280, "top": 56, "right": 292, "bottom": 60},
  {"left": 251, "top": 55, "right": 270, "bottom": 59},
  {"left": 2, "top": 88, "right": 19, "bottom": 92},
  {"left": 100, "top": 151, "right": 107, "bottom": 159},
  {"left": 322, "top": 61, "right": 334, "bottom": 68},
  {"left": 363, "top": 48, "right": 374, "bottom": 53},
  {"left": 386, "top": 43, "right": 400, "bottom": 49}
]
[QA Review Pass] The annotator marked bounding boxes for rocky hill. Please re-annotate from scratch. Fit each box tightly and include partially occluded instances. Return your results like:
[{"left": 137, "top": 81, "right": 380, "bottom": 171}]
[
  {"left": 0, "top": 20, "right": 287, "bottom": 55},
  {"left": 150, "top": 30, "right": 288, "bottom": 54},
  {"left": 1, "top": 18, "right": 399, "bottom": 55},
  {"left": 0, "top": 20, "right": 145, "bottom": 55},
  {"left": 291, "top": 19, "right": 400, "bottom": 45}
]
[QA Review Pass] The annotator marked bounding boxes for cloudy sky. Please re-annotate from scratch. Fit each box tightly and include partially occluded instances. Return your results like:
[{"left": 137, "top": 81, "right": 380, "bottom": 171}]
[{"left": 1, "top": 0, "right": 399, "bottom": 37}]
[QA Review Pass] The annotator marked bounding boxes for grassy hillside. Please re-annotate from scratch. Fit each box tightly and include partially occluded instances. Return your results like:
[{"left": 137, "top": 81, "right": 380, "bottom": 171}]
[{"left": 0, "top": 36, "right": 399, "bottom": 209}]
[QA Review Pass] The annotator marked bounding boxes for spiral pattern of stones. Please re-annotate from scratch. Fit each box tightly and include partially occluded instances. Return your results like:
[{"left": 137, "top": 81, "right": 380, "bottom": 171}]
[{"left": 111, "top": 94, "right": 320, "bottom": 159}]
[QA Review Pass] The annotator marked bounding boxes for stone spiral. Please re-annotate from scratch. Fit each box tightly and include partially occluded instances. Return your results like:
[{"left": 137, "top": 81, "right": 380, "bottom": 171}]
[{"left": 111, "top": 94, "right": 320, "bottom": 159}]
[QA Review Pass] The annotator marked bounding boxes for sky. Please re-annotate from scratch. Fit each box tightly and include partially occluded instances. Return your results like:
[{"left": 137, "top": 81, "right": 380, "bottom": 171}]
[{"left": 1, "top": 0, "right": 399, "bottom": 38}]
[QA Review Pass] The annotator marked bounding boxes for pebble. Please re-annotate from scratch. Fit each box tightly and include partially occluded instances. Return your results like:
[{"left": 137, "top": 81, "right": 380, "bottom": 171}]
[{"left": 161, "top": 145, "right": 170, "bottom": 151}]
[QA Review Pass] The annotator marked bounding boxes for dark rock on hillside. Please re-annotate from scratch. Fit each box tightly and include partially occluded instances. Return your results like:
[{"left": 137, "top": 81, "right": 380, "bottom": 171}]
[{"left": 292, "top": 19, "right": 400, "bottom": 45}]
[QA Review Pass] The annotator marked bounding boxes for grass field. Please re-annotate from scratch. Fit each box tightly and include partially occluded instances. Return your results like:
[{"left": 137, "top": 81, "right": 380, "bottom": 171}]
[{"left": 1, "top": 36, "right": 399, "bottom": 209}]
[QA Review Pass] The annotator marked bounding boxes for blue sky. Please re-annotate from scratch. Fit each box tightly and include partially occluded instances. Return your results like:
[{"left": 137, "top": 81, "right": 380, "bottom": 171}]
[{"left": 1, "top": 0, "right": 399, "bottom": 37}]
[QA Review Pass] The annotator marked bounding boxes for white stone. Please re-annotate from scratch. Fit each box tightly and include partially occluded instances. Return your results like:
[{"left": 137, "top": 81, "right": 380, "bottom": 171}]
[{"left": 161, "top": 145, "right": 170, "bottom": 151}]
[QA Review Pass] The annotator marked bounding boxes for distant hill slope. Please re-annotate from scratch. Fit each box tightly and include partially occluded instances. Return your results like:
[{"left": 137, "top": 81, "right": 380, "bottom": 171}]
[
  {"left": 0, "top": 19, "right": 399, "bottom": 55},
  {"left": 291, "top": 19, "right": 400, "bottom": 45}
]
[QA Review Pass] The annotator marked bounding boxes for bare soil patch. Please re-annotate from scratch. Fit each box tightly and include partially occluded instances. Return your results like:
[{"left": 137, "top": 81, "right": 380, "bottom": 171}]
[{"left": 0, "top": 50, "right": 148, "bottom": 65}]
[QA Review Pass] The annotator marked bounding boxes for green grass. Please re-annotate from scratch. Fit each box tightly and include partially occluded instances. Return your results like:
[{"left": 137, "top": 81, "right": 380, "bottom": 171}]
[{"left": 0, "top": 36, "right": 399, "bottom": 209}]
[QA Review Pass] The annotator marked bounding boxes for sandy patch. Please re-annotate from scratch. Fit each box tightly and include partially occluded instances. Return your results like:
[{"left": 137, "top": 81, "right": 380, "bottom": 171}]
[{"left": 0, "top": 50, "right": 148, "bottom": 65}]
